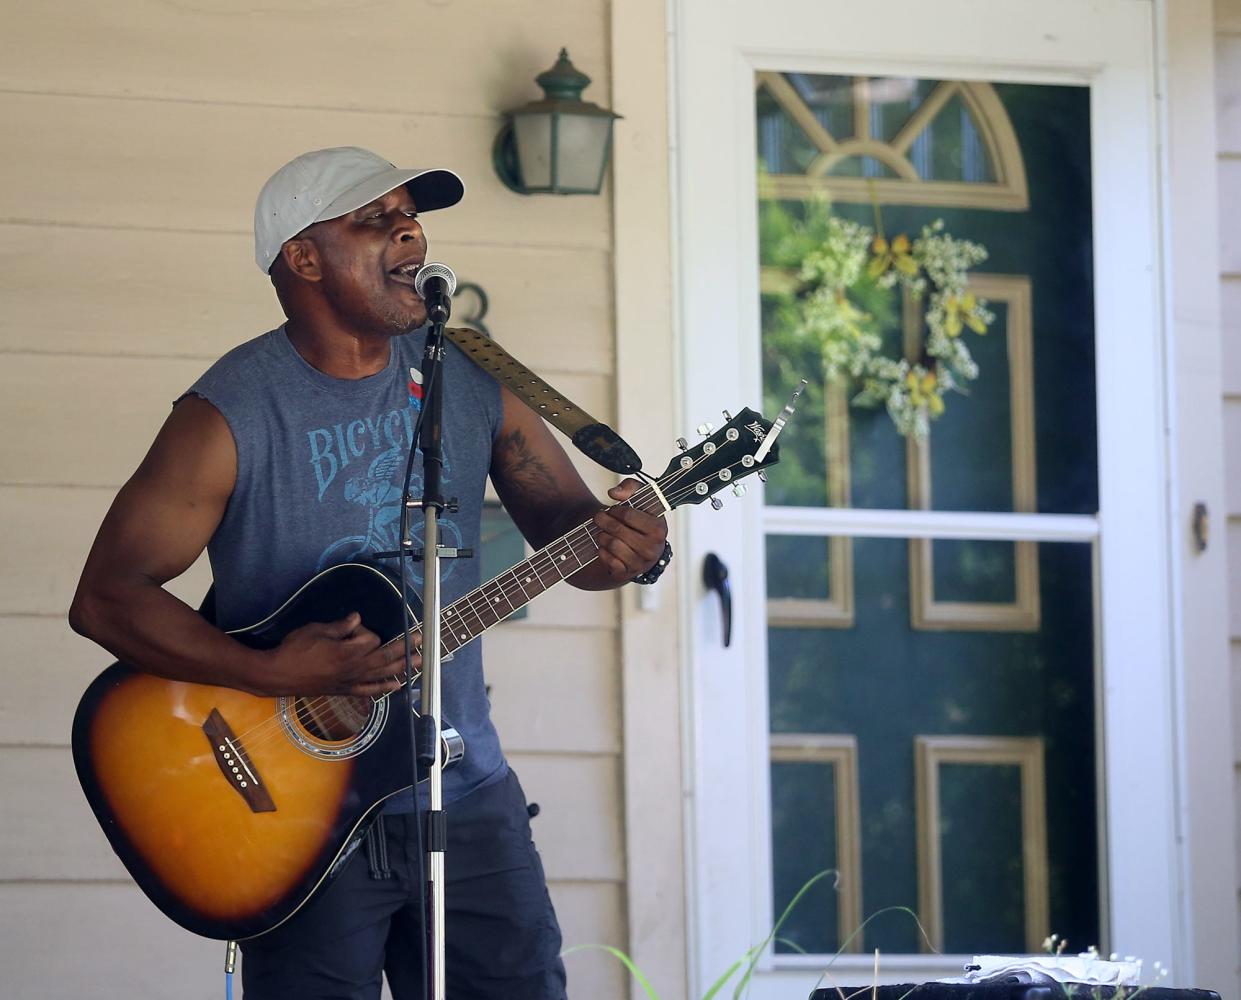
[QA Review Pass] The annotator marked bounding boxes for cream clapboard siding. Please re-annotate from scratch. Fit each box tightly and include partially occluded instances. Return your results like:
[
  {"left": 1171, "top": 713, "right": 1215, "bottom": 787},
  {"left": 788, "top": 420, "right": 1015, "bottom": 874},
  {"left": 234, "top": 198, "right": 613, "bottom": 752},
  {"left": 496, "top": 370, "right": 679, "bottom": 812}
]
[
  {"left": 0, "top": 2, "right": 630, "bottom": 997},
  {"left": 1217, "top": 0, "right": 1241, "bottom": 957}
]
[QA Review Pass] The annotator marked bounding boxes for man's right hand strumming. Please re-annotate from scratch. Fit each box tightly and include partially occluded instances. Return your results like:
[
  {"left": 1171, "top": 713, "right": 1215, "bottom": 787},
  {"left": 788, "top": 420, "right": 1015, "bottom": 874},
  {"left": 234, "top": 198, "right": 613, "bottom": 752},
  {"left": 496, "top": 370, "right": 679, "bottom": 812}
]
[{"left": 262, "top": 613, "right": 412, "bottom": 698}]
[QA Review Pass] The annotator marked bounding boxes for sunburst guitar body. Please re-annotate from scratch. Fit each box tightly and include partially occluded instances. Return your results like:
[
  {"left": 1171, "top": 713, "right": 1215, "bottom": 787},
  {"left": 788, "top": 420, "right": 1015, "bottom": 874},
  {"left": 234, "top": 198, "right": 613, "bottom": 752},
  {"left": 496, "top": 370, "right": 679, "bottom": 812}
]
[{"left": 71, "top": 563, "right": 453, "bottom": 941}]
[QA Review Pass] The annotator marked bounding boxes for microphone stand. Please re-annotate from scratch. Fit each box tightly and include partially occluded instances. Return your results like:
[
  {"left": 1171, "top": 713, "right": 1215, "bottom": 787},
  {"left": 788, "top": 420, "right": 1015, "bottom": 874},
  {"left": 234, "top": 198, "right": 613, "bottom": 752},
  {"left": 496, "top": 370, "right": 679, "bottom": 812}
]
[{"left": 411, "top": 310, "right": 450, "bottom": 1000}]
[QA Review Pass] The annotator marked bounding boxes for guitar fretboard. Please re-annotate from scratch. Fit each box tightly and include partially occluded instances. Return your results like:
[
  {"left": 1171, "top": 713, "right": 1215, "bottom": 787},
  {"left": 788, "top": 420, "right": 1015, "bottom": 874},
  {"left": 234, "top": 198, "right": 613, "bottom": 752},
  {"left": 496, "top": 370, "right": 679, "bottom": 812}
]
[
  {"left": 439, "top": 519, "right": 605, "bottom": 653},
  {"left": 395, "top": 490, "right": 664, "bottom": 664}
]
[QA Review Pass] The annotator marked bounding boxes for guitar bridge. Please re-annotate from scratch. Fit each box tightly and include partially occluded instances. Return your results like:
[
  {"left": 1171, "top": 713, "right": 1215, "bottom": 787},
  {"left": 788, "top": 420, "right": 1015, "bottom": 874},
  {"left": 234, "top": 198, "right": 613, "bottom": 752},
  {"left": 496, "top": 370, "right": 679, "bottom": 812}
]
[{"left": 202, "top": 708, "right": 276, "bottom": 813}]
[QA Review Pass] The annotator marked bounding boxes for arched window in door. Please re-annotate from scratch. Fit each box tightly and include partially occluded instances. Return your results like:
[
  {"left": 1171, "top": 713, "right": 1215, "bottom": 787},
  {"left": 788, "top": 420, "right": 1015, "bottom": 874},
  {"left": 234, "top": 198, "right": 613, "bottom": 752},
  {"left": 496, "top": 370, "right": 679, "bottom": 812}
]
[{"left": 755, "top": 75, "right": 1029, "bottom": 210}]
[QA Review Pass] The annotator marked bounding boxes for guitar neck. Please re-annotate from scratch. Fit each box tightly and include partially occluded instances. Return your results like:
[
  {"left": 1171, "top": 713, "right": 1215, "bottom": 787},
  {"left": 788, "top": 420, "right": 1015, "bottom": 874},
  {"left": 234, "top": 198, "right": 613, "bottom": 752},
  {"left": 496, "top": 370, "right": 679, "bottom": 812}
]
[{"left": 401, "top": 493, "right": 664, "bottom": 658}]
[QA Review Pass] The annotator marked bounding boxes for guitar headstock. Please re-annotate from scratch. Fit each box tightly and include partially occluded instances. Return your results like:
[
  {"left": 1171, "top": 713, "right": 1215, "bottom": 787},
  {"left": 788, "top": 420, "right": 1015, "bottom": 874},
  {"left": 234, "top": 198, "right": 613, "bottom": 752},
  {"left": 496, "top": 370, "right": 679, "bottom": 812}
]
[{"left": 654, "top": 407, "right": 781, "bottom": 510}]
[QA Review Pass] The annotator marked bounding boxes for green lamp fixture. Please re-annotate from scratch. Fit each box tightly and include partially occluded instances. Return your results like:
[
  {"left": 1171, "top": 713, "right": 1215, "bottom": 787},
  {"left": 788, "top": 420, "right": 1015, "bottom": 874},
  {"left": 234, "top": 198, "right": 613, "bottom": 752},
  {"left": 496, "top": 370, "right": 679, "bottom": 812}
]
[{"left": 493, "top": 49, "right": 621, "bottom": 195}]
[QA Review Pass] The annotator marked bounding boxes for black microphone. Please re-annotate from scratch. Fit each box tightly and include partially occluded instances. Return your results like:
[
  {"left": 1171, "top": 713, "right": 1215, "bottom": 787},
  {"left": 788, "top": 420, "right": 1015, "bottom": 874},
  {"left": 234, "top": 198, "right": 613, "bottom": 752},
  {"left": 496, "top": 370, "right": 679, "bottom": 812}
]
[{"left": 414, "top": 262, "right": 457, "bottom": 325}]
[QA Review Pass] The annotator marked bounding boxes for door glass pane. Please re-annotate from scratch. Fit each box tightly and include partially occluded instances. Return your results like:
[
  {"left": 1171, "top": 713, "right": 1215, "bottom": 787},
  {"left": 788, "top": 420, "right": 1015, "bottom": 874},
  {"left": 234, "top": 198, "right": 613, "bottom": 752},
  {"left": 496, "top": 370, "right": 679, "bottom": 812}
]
[
  {"left": 767, "top": 534, "right": 832, "bottom": 601},
  {"left": 930, "top": 539, "right": 1017, "bottom": 604},
  {"left": 759, "top": 72, "right": 1101, "bottom": 960},
  {"left": 766, "top": 538, "right": 1099, "bottom": 955},
  {"left": 757, "top": 76, "right": 1097, "bottom": 515},
  {"left": 771, "top": 757, "right": 841, "bottom": 952}
]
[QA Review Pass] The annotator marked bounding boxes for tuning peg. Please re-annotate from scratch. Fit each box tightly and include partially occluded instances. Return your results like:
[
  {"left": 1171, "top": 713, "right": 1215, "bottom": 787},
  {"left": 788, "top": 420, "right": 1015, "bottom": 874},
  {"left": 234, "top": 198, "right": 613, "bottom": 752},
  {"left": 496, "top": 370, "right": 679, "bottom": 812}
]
[
  {"left": 757, "top": 470, "right": 767, "bottom": 483},
  {"left": 722, "top": 409, "right": 733, "bottom": 421},
  {"left": 709, "top": 496, "right": 723, "bottom": 510},
  {"left": 676, "top": 437, "right": 689, "bottom": 452},
  {"left": 731, "top": 482, "right": 747, "bottom": 498},
  {"left": 696, "top": 422, "right": 714, "bottom": 438}
]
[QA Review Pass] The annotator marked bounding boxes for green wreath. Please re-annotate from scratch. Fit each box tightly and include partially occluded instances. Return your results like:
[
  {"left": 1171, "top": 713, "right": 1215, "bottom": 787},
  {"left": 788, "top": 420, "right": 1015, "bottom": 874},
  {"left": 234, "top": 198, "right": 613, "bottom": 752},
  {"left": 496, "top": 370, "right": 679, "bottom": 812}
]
[{"left": 761, "top": 196, "right": 993, "bottom": 438}]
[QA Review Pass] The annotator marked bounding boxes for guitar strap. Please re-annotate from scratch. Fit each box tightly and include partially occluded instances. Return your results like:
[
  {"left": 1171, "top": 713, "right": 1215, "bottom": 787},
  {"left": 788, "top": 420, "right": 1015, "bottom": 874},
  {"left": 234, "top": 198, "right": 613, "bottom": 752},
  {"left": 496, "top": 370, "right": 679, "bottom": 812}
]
[{"left": 443, "top": 326, "right": 643, "bottom": 475}]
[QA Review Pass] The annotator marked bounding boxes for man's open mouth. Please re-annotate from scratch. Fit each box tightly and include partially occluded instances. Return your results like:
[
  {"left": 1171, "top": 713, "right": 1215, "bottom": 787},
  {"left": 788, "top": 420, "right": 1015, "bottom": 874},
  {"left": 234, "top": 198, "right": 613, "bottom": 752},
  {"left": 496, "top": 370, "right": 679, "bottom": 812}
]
[{"left": 389, "top": 261, "right": 422, "bottom": 287}]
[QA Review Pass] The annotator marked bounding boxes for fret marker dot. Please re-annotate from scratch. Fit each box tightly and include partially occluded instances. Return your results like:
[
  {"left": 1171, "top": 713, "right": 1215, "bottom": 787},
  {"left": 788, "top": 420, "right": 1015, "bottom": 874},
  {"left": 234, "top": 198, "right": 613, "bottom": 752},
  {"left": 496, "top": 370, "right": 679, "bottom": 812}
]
[
  {"left": 459, "top": 633, "right": 467, "bottom": 640},
  {"left": 525, "top": 576, "right": 532, "bottom": 583}
]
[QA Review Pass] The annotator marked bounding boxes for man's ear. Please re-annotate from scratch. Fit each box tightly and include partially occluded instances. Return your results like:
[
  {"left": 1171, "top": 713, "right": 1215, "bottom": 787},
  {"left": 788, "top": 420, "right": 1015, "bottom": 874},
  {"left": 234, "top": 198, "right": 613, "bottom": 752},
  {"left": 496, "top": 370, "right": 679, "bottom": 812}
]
[{"left": 280, "top": 237, "right": 321, "bottom": 282}]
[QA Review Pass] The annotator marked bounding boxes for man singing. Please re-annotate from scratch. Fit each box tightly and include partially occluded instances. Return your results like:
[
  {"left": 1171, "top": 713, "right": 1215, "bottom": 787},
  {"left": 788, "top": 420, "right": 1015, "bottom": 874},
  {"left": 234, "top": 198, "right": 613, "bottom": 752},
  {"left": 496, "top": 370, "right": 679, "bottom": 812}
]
[{"left": 70, "top": 146, "right": 669, "bottom": 998}]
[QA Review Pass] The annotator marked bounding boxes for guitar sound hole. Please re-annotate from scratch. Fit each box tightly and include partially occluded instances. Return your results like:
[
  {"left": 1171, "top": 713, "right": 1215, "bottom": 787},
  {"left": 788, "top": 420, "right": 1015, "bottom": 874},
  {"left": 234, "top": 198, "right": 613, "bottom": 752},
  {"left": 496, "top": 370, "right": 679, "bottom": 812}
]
[{"left": 293, "top": 695, "right": 373, "bottom": 743}]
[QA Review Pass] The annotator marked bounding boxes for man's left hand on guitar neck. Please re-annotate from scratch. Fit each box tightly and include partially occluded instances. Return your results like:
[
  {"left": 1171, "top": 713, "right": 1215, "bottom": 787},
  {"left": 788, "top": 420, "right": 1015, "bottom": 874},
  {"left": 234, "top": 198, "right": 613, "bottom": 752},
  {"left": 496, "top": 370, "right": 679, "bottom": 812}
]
[{"left": 588, "top": 478, "right": 670, "bottom": 586}]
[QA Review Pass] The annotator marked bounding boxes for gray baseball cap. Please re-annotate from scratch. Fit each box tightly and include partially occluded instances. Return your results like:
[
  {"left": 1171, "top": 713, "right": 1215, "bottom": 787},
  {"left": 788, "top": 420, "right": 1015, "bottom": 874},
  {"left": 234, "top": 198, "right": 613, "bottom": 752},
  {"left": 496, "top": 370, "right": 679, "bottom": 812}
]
[{"left": 254, "top": 146, "right": 464, "bottom": 273}]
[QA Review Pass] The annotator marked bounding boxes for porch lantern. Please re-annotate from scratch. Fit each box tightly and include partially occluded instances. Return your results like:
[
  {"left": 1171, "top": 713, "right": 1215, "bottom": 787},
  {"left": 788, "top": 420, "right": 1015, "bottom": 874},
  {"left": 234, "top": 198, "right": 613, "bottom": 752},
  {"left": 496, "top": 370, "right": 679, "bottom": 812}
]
[{"left": 493, "top": 49, "right": 621, "bottom": 195}]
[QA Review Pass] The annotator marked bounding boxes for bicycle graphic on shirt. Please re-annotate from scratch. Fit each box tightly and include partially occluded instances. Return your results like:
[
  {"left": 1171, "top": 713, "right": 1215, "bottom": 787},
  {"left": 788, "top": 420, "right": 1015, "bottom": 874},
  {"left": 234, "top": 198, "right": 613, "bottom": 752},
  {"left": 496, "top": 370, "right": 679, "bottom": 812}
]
[{"left": 316, "top": 444, "right": 462, "bottom": 587}]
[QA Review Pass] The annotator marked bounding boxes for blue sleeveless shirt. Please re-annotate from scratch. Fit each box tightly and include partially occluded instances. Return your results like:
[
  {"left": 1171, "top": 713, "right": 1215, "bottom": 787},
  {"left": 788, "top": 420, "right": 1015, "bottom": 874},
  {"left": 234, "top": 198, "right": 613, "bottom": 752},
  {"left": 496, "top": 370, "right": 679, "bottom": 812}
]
[{"left": 183, "top": 325, "right": 506, "bottom": 807}]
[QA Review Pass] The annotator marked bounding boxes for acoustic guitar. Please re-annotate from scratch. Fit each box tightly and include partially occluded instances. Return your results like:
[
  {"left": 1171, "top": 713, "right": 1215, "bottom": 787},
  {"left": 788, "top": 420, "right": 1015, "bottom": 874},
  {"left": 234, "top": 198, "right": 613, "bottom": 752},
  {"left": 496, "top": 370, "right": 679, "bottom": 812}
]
[{"left": 72, "top": 407, "right": 781, "bottom": 940}]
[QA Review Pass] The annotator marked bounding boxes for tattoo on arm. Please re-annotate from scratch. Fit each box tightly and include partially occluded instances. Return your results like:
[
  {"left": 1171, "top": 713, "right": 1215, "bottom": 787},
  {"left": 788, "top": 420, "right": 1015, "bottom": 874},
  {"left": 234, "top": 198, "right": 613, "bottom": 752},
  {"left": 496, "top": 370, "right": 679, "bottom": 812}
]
[
  {"left": 493, "top": 426, "right": 602, "bottom": 547},
  {"left": 493, "top": 428, "right": 565, "bottom": 506}
]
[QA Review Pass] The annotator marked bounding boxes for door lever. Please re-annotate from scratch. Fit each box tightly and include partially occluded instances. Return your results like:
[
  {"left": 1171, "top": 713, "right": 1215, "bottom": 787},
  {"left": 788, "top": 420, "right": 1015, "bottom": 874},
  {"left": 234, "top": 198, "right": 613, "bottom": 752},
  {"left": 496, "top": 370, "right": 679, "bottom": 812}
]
[{"left": 702, "top": 553, "right": 732, "bottom": 648}]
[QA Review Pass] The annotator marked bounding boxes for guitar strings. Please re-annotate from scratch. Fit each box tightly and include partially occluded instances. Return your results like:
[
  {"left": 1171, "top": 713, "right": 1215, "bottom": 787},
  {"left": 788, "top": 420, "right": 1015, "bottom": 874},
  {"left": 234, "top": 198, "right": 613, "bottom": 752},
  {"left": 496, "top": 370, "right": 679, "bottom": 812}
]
[
  {"left": 226, "top": 449, "right": 749, "bottom": 754},
  {"left": 226, "top": 454, "right": 736, "bottom": 756}
]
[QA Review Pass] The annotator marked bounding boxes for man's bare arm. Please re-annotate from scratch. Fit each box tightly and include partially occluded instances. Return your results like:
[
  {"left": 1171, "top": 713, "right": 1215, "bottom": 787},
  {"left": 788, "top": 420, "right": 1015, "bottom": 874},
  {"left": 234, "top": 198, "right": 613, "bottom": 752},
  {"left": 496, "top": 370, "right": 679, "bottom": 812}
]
[
  {"left": 489, "top": 386, "right": 667, "bottom": 591},
  {"left": 69, "top": 396, "right": 405, "bottom": 697}
]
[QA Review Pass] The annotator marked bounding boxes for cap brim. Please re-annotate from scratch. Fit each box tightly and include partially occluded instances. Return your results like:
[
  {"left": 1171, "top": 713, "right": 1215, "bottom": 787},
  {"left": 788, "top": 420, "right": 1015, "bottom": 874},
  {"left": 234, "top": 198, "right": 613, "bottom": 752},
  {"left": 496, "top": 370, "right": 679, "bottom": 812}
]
[{"left": 316, "top": 166, "right": 464, "bottom": 224}]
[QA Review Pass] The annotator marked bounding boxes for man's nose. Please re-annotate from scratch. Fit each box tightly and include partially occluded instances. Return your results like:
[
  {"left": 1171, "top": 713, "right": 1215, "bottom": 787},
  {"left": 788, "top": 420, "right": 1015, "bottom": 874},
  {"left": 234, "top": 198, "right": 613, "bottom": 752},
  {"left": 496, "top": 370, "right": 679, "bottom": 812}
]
[{"left": 393, "top": 216, "right": 423, "bottom": 243}]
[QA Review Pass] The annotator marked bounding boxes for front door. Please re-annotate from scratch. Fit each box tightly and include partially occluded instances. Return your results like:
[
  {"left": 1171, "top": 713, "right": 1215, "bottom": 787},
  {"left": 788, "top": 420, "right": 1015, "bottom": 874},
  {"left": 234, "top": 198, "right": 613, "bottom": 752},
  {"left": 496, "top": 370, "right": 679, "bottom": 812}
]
[{"left": 674, "top": 2, "right": 1177, "bottom": 996}]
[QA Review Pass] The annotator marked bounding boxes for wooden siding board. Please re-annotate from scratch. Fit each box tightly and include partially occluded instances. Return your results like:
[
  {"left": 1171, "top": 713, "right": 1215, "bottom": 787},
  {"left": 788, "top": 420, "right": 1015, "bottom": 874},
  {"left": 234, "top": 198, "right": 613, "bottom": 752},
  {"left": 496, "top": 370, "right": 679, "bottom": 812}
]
[
  {"left": 1221, "top": 277, "right": 1241, "bottom": 396},
  {"left": 0, "top": 0, "right": 611, "bottom": 117},
  {"left": 0, "top": 92, "right": 609, "bottom": 252},
  {"left": 0, "top": 748, "right": 127, "bottom": 881},
  {"left": 1219, "top": 160, "right": 1241, "bottom": 273},
  {"left": 1220, "top": 0, "right": 1241, "bottom": 34},
  {"left": 1227, "top": 400, "right": 1241, "bottom": 516},
  {"left": 487, "top": 627, "right": 620, "bottom": 754},
  {"left": 553, "top": 881, "right": 630, "bottom": 998},
  {"left": 1234, "top": 640, "right": 1241, "bottom": 763},
  {"left": 1231, "top": 518, "right": 1241, "bottom": 638},
  {"left": 0, "top": 883, "right": 221, "bottom": 1000},
  {"left": 0, "top": 486, "right": 213, "bottom": 617},
  {"left": 1236, "top": 764, "right": 1241, "bottom": 902},
  {"left": 1219, "top": 34, "right": 1241, "bottom": 151},
  {"left": 0, "top": 224, "right": 613, "bottom": 374},
  {"left": 506, "top": 752, "right": 624, "bottom": 882},
  {"left": 0, "top": 617, "right": 112, "bottom": 746},
  {"left": 0, "top": 355, "right": 201, "bottom": 488}
]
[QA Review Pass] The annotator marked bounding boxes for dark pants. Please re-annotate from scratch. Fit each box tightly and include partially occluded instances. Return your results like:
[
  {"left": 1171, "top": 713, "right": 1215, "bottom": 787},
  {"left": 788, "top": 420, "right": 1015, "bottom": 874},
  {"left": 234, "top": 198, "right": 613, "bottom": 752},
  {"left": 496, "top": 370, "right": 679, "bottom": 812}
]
[{"left": 241, "top": 769, "right": 567, "bottom": 1000}]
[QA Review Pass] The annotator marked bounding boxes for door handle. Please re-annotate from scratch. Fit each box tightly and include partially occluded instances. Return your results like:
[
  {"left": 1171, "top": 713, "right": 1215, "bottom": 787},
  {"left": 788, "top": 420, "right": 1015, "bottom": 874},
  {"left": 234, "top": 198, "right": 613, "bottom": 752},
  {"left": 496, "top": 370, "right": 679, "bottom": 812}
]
[{"left": 702, "top": 553, "right": 732, "bottom": 648}]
